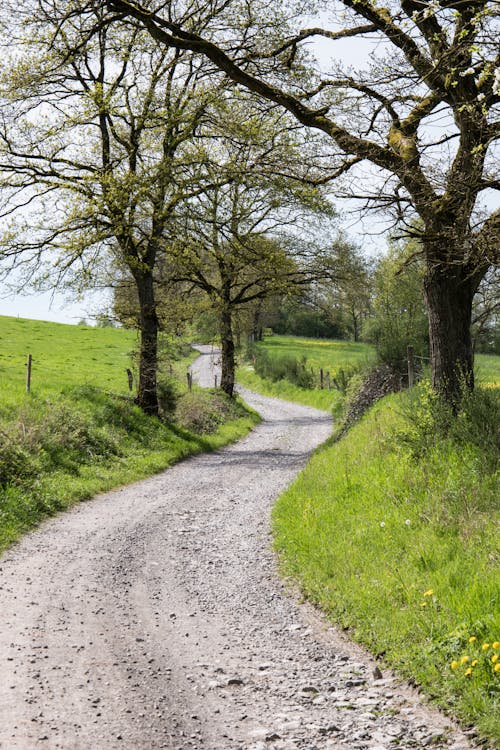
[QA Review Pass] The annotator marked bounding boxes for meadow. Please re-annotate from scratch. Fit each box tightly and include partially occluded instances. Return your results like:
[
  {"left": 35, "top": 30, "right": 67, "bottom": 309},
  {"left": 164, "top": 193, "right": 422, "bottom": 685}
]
[
  {"left": 0, "top": 316, "right": 258, "bottom": 552},
  {"left": 242, "top": 335, "right": 500, "bottom": 745},
  {"left": 237, "top": 335, "right": 500, "bottom": 410},
  {"left": 238, "top": 336, "right": 375, "bottom": 411}
]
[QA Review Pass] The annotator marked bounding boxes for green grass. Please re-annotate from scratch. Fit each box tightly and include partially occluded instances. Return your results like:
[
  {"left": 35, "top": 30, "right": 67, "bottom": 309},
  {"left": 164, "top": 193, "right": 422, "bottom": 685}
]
[
  {"left": 251, "top": 335, "right": 374, "bottom": 374},
  {"left": 237, "top": 365, "right": 342, "bottom": 410},
  {"left": 273, "top": 383, "right": 500, "bottom": 745},
  {"left": 0, "top": 316, "right": 138, "bottom": 398},
  {"left": 238, "top": 335, "right": 374, "bottom": 411},
  {"left": 0, "top": 316, "right": 259, "bottom": 553},
  {"left": 476, "top": 353, "right": 500, "bottom": 388}
]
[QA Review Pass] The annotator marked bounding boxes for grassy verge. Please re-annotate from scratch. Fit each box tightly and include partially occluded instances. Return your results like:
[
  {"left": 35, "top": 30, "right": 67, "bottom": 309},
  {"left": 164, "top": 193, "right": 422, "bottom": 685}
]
[
  {"left": 237, "top": 364, "right": 342, "bottom": 411},
  {"left": 272, "top": 382, "right": 500, "bottom": 745},
  {"left": 0, "top": 316, "right": 259, "bottom": 554},
  {"left": 0, "top": 385, "right": 259, "bottom": 554},
  {"left": 238, "top": 335, "right": 375, "bottom": 412}
]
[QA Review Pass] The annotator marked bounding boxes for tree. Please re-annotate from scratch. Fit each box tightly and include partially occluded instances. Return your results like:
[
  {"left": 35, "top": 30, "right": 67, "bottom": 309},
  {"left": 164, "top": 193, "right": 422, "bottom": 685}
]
[
  {"left": 169, "top": 175, "right": 332, "bottom": 395},
  {"left": 311, "top": 237, "right": 373, "bottom": 342},
  {"left": 366, "top": 242, "right": 429, "bottom": 370},
  {"left": 0, "top": 5, "right": 214, "bottom": 415},
  {"left": 105, "top": 0, "right": 500, "bottom": 406}
]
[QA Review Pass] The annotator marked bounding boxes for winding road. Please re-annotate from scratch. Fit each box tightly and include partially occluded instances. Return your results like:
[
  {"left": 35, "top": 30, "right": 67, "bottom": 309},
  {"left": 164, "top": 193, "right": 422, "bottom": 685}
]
[{"left": 0, "top": 348, "right": 473, "bottom": 749}]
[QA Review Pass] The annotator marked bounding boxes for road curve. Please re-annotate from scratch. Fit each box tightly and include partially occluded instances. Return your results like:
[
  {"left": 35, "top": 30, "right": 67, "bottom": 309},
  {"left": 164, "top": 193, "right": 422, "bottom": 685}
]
[{"left": 0, "top": 349, "right": 473, "bottom": 750}]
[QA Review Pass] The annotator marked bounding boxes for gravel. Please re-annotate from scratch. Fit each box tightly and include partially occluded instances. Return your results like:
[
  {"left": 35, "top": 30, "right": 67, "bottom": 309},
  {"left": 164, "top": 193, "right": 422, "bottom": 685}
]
[{"left": 0, "top": 347, "right": 474, "bottom": 749}]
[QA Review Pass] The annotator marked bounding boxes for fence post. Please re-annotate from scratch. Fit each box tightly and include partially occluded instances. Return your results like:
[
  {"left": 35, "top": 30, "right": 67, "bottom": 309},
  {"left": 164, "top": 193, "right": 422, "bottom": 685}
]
[
  {"left": 407, "top": 345, "right": 415, "bottom": 388},
  {"left": 26, "top": 354, "right": 32, "bottom": 393},
  {"left": 126, "top": 368, "right": 133, "bottom": 391},
  {"left": 214, "top": 375, "right": 218, "bottom": 388},
  {"left": 326, "top": 371, "right": 331, "bottom": 390},
  {"left": 187, "top": 372, "right": 193, "bottom": 391},
  {"left": 320, "top": 368, "right": 324, "bottom": 389}
]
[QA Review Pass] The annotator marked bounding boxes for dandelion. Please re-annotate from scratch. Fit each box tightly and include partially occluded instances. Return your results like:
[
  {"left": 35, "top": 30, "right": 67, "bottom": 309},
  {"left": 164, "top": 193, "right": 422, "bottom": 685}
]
[
  {"left": 492, "top": 654, "right": 499, "bottom": 664},
  {"left": 465, "top": 667, "right": 473, "bottom": 676},
  {"left": 423, "top": 589, "right": 434, "bottom": 597},
  {"left": 482, "top": 643, "right": 490, "bottom": 650},
  {"left": 420, "top": 601, "right": 427, "bottom": 608},
  {"left": 493, "top": 642, "right": 500, "bottom": 649},
  {"left": 472, "top": 660, "right": 479, "bottom": 667},
  {"left": 460, "top": 655, "right": 469, "bottom": 664},
  {"left": 451, "top": 660, "right": 459, "bottom": 669},
  {"left": 495, "top": 664, "right": 500, "bottom": 673},
  {"left": 380, "top": 521, "right": 386, "bottom": 528},
  {"left": 468, "top": 636, "right": 477, "bottom": 643},
  {"left": 405, "top": 519, "right": 411, "bottom": 526}
]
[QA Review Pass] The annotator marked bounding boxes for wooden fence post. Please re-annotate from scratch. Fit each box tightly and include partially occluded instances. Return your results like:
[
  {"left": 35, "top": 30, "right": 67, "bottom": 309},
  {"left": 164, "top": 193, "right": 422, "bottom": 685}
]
[
  {"left": 407, "top": 345, "right": 415, "bottom": 388},
  {"left": 326, "top": 371, "right": 331, "bottom": 390},
  {"left": 26, "top": 354, "right": 32, "bottom": 393},
  {"left": 320, "top": 368, "right": 324, "bottom": 389},
  {"left": 126, "top": 368, "right": 133, "bottom": 391},
  {"left": 187, "top": 372, "right": 193, "bottom": 391},
  {"left": 214, "top": 375, "right": 218, "bottom": 388}
]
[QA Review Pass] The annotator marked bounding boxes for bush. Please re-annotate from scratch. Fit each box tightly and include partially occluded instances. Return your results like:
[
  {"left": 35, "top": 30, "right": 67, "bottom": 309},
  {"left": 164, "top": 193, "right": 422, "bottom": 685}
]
[
  {"left": 251, "top": 348, "right": 314, "bottom": 389},
  {"left": 399, "top": 380, "right": 500, "bottom": 468},
  {"left": 331, "top": 362, "right": 365, "bottom": 395},
  {"left": 175, "top": 390, "right": 246, "bottom": 434},
  {"left": 157, "top": 378, "right": 179, "bottom": 416}
]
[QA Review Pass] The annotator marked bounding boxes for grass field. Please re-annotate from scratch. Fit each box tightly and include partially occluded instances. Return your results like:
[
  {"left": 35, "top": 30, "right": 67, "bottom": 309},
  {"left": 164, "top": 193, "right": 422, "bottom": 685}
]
[
  {"left": 244, "top": 335, "right": 500, "bottom": 744},
  {"left": 238, "top": 336, "right": 375, "bottom": 411},
  {"left": 237, "top": 336, "right": 500, "bottom": 410},
  {"left": 251, "top": 335, "right": 375, "bottom": 374},
  {"left": 475, "top": 353, "right": 500, "bottom": 388},
  {"left": 0, "top": 316, "right": 258, "bottom": 553}
]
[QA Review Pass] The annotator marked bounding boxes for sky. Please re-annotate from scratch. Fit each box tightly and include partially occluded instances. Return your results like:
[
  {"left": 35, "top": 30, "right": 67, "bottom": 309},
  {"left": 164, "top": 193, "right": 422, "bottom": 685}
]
[{"left": 0, "top": 288, "right": 106, "bottom": 326}]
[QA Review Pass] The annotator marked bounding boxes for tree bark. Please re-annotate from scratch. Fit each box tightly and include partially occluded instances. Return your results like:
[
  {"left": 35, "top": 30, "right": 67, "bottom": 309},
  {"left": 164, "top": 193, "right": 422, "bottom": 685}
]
[
  {"left": 219, "top": 307, "right": 235, "bottom": 397},
  {"left": 423, "top": 263, "right": 478, "bottom": 406},
  {"left": 135, "top": 271, "right": 160, "bottom": 416}
]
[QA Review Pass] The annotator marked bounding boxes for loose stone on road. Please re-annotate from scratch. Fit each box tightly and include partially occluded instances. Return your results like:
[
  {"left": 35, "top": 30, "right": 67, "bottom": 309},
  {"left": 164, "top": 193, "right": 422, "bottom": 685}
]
[{"left": 0, "top": 348, "right": 474, "bottom": 749}]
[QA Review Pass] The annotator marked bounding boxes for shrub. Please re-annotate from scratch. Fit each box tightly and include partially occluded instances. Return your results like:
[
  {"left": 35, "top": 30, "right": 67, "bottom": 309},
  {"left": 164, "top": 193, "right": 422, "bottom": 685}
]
[
  {"left": 252, "top": 349, "right": 314, "bottom": 389},
  {"left": 175, "top": 390, "right": 246, "bottom": 434},
  {"left": 399, "top": 379, "right": 500, "bottom": 468},
  {"left": 157, "top": 378, "right": 179, "bottom": 416}
]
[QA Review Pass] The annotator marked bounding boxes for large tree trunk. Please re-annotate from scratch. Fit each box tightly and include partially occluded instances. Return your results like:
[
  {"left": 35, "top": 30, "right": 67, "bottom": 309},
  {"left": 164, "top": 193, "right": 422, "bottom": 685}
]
[
  {"left": 135, "top": 271, "right": 160, "bottom": 416},
  {"left": 423, "top": 264, "right": 477, "bottom": 406},
  {"left": 219, "top": 307, "right": 235, "bottom": 397}
]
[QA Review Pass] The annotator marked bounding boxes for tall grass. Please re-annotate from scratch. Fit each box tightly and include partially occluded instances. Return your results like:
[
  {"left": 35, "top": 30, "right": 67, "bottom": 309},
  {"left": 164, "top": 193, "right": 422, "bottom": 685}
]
[{"left": 273, "top": 382, "right": 500, "bottom": 744}]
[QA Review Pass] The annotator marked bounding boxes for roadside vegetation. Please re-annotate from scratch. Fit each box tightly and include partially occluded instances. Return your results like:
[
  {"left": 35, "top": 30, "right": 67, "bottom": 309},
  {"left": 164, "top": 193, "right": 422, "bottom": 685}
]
[
  {"left": 242, "top": 335, "right": 500, "bottom": 744},
  {"left": 238, "top": 336, "right": 375, "bottom": 412},
  {"left": 0, "top": 316, "right": 258, "bottom": 553}
]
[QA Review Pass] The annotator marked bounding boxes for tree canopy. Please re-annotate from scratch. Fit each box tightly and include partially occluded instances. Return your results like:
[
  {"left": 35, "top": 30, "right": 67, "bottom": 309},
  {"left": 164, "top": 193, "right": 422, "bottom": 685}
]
[{"left": 102, "top": 0, "right": 500, "bottom": 403}]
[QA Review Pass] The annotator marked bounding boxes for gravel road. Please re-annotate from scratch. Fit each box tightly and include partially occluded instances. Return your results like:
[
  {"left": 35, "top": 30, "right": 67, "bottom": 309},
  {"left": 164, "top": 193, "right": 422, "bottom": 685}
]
[{"left": 0, "top": 347, "right": 475, "bottom": 750}]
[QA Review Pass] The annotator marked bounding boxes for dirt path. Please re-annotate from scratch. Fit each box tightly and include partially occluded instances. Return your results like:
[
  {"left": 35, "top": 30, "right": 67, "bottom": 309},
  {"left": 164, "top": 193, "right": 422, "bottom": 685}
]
[{"left": 0, "top": 349, "right": 474, "bottom": 750}]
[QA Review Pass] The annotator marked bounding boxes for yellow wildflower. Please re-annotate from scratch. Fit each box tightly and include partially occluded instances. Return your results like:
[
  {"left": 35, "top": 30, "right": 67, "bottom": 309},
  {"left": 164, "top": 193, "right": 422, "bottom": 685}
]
[
  {"left": 451, "top": 661, "right": 459, "bottom": 669},
  {"left": 492, "top": 654, "right": 499, "bottom": 664},
  {"left": 468, "top": 636, "right": 477, "bottom": 643},
  {"left": 482, "top": 643, "right": 490, "bottom": 650},
  {"left": 423, "top": 589, "right": 433, "bottom": 597},
  {"left": 420, "top": 601, "right": 427, "bottom": 608},
  {"left": 494, "top": 664, "right": 500, "bottom": 673},
  {"left": 493, "top": 642, "right": 500, "bottom": 649},
  {"left": 460, "top": 655, "right": 469, "bottom": 664},
  {"left": 464, "top": 667, "right": 473, "bottom": 676},
  {"left": 472, "top": 660, "right": 479, "bottom": 667}
]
